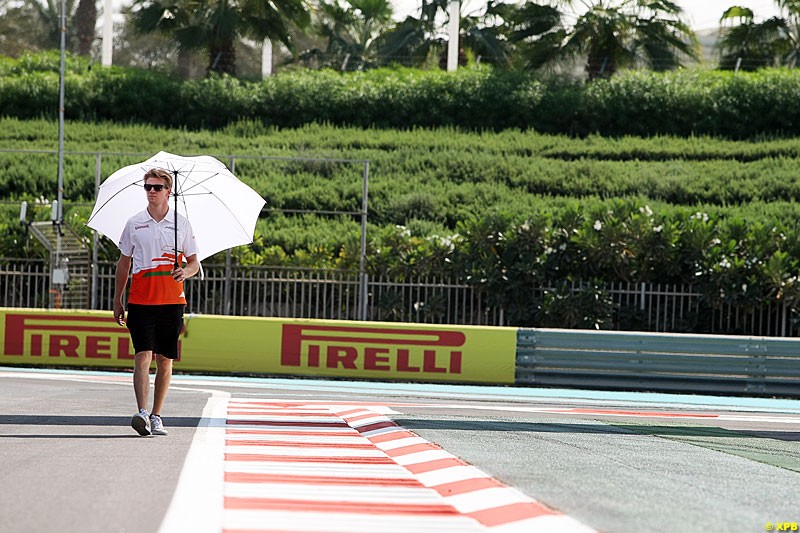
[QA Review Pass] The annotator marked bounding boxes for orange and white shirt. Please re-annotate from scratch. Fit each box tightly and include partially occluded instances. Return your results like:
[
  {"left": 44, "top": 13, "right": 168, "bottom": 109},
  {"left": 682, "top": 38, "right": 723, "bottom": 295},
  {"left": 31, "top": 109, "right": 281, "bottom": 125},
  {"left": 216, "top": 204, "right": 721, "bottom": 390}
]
[{"left": 119, "top": 208, "right": 198, "bottom": 305}]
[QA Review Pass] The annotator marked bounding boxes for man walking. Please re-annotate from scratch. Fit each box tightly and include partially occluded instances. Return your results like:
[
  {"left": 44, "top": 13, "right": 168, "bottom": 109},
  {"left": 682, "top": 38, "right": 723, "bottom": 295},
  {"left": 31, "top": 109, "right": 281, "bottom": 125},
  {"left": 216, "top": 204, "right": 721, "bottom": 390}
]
[{"left": 113, "top": 168, "right": 199, "bottom": 436}]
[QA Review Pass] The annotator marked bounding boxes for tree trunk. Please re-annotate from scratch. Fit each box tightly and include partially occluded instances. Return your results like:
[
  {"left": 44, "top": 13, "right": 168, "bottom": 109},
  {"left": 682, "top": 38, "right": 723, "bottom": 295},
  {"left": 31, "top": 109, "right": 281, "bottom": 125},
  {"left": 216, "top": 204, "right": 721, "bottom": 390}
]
[
  {"left": 177, "top": 47, "right": 194, "bottom": 79},
  {"left": 74, "top": 0, "right": 97, "bottom": 56},
  {"left": 208, "top": 38, "right": 237, "bottom": 76},
  {"left": 586, "top": 53, "right": 615, "bottom": 80}
]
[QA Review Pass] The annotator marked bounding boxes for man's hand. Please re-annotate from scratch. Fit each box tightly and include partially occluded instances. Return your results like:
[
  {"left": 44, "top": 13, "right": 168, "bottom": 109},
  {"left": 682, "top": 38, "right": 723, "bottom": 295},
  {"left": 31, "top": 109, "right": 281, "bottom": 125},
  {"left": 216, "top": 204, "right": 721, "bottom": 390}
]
[
  {"left": 114, "top": 254, "right": 131, "bottom": 326},
  {"left": 172, "top": 265, "right": 186, "bottom": 282},
  {"left": 113, "top": 300, "right": 125, "bottom": 326}
]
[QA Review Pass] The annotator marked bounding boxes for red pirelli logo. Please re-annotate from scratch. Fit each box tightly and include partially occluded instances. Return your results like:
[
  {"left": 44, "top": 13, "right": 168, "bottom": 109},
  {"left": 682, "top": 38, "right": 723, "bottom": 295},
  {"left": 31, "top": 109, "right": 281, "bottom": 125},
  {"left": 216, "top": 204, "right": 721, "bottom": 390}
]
[
  {"left": 3, "top": 313, "right": 180, "bottom": 360},
  {"left": 280, "top": 324, "right": 466, "bottom": 374}
]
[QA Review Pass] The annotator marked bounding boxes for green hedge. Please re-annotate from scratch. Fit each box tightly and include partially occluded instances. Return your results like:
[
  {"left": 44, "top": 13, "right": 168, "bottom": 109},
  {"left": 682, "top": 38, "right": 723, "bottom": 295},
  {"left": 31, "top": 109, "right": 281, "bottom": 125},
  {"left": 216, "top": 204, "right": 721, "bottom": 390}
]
[
  {"left": 5, "top": 52, "right": 800, "bottom": 137},
  {"left": 3, "top": 119, "right": 800, "bottom": 210}
]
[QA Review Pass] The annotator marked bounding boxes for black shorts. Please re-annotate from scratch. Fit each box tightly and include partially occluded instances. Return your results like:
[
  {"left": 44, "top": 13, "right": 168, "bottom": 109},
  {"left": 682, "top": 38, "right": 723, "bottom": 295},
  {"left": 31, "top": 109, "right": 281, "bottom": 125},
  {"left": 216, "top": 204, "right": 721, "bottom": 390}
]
[{"left": 126, "top": 304, "right": 185, "bottom": 360}]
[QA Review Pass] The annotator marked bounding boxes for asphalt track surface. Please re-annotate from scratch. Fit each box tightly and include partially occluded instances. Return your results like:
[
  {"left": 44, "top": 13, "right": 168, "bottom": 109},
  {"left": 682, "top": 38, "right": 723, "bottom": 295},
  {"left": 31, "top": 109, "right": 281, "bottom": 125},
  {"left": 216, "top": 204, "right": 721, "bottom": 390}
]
[{"left": 1, "top": 366, "right": 799, "bottom": 533}]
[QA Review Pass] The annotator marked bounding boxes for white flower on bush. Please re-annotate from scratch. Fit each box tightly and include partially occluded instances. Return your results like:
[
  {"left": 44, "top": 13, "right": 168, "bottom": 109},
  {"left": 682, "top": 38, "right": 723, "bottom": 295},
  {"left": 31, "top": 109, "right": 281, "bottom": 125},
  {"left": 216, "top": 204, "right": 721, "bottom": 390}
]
[
  {"left": 593, "top": 220, "right": 602, "bottom": 231},
  {"left": 691, "top": 211, "right": 709, "bottom": 222},
  {"left": 653, "top": 225, "right": 663, "bottom": 233},
  {"left": 639, "top": 205, "right": 653, "bottom": 217},
  {"left": 719, "top": 258, "right": 731, "bottom": 269},
  {"left": 429, "top": 234, "right": 455, "bottom": 250},
  {"left": 742, "top": 284, "right": 748, "bottom": 293},
  {"left": 710, "top": 238, "right": 721, "bottom": 246}
]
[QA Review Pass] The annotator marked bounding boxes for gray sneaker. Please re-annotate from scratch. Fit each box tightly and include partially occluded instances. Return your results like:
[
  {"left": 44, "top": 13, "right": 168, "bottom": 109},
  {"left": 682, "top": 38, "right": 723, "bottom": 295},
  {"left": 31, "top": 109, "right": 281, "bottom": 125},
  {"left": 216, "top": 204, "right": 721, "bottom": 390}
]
[
  {"left": 131, "top": 409, "right": 151, "bottom": 436},
  {"left": 150, "top": 414, "right": 168, "bottom": 436}
]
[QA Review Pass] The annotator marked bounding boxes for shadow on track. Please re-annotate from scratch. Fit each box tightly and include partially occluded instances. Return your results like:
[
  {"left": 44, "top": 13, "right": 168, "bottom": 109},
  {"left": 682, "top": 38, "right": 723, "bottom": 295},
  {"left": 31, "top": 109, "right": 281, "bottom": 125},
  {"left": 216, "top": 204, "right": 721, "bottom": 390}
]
[
  {"left": 393, "top": 418, "right": 800, "bottom": 441},
  {"left": 0, "top": 415, "right": 201, "bottom": 427}
]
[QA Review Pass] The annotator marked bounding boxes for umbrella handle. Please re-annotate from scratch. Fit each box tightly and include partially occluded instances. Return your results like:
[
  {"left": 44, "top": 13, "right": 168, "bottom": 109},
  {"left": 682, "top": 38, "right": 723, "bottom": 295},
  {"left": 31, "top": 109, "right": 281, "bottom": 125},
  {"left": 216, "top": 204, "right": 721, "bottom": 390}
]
[{"left": 173, "top": 171, "right": 179, "bottom": 269}]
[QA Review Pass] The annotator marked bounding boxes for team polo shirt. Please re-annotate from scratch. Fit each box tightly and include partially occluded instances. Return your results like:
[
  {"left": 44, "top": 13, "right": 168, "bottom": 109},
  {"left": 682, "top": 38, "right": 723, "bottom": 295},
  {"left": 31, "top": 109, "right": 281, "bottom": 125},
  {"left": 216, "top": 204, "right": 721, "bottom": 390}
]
[{"left": 119, "top": 208, "right": 199, "bottom": 305}]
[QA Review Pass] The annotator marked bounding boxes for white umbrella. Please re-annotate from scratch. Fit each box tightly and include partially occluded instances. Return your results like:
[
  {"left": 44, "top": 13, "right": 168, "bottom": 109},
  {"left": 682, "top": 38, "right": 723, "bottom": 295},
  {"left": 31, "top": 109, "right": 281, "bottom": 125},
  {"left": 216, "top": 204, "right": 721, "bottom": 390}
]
[{"left": 87, "top": 151, "right": 265, "bottom": 262}]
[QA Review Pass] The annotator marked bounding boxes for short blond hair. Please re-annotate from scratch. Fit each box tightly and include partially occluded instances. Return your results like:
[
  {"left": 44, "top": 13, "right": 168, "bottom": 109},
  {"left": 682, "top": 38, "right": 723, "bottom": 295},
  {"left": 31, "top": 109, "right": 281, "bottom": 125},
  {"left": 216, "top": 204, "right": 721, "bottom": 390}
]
[{"left": 144, "top": 168, "right": 173, "bottom": 189}]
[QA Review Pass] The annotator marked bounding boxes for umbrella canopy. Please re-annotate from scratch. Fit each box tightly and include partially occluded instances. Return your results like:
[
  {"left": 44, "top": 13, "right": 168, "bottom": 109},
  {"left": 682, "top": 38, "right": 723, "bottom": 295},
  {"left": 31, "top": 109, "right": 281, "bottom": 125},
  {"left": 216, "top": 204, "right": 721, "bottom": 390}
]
[{"left": 87, "top": 151, "right": 265, "bottom": 262}]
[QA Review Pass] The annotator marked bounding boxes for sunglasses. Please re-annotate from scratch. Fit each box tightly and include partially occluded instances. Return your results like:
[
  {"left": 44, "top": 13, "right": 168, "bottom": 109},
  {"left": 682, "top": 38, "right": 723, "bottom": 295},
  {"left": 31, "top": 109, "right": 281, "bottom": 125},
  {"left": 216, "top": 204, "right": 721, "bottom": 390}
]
[{"left": 143, "top": 183, "right": 166, "bottom": 192}]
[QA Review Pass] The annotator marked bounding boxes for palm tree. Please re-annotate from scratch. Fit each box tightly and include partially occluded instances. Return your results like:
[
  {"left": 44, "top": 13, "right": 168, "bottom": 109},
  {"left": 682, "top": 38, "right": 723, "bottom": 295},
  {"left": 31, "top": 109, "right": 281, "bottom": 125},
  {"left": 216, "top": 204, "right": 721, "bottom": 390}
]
[
  {"left": 718, "top": 7, "right": 786, "bottom": 70},
  {"left": 458, "top": 0, "right": 524, "bottom": 67},
  {"left": 127, "top": 0, "right": 198, "bottom": 76},
  {"left": 717, "top": 1, "right": 800, "bottom": 70},
  {"left": 129, "top": 0, "right": 310, "bottom": 76},
  {"left": 781, "top": 0, "right": 800, "bottom": 66},
  {"left": 306, "top": 0, "right": 394, "bottom": 71},
  {"left": 510, "top": 0, "right": 699, "bottom": 80},
  {"left": 0, "top": 0, "right": 96, "bottom": 58},
  {"left": 74, "top": 0, "right": 96, "bottom": 56},
  {"left": 4, "top": 0, "right": 78, "bottom": 51},
  {"left": 115, "top": 5, "right": 193, "bottom": 75},
  {"left": 375, "top": 0, "right": 449, "bottom": 67},
  {"left": 0, "top": 0, "right": 50, "bottom": 55},
  {"left": 480, "top": 1, "right": 564, "bottom": 70}
]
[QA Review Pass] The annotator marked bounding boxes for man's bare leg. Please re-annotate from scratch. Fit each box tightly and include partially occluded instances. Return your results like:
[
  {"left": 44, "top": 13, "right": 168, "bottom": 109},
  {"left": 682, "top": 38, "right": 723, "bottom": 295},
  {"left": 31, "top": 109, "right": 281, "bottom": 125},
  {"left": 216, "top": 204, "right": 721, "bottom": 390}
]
[
  {"left": 131, "top": 351, "right": 154, "bottom": 435},
  {"left": 133, "top": 350, "right": 153, "bottom": 411},
  {"left": 152, "top": 354, "right": 173, "bottom": 416}
]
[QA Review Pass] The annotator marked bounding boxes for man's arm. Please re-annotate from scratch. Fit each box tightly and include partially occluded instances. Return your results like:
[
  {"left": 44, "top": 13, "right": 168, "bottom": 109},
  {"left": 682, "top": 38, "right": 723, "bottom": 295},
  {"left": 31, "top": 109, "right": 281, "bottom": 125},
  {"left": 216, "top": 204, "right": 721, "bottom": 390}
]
[{"left": 114, "top": 254, "right": 132, "bottom": 325}]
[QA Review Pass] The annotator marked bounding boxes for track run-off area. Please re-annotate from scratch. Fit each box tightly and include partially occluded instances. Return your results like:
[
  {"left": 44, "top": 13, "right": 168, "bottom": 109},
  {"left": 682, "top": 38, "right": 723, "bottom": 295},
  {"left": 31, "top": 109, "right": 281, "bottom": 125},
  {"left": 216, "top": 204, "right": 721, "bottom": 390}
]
[{"left": 1, "top": 366, "right": 799, "bottom": 533}]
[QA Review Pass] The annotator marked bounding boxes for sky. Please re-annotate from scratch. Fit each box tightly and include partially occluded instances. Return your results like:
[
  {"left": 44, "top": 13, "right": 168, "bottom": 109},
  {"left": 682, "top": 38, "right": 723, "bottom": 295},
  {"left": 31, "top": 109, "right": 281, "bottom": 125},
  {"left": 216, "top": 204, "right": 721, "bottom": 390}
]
[{"left": 388, "top": 0, "right": 783, "bottom": 30}]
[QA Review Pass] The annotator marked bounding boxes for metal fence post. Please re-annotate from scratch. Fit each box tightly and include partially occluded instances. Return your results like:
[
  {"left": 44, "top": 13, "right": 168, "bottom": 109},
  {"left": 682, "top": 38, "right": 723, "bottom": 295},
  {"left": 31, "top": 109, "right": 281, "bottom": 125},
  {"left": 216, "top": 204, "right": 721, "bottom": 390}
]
[
  {"left": 224, "top": 156, "right": 237, "bottom": 315},
  {"left": 91, "top": 153, "right": 101, "bottom": 309},
  {"left": 359, "top": 161, "right": 369, "bottom": 321},
  {"left": 782, "top": 301, "right": 787, "bottom": 337},
  {"left": 640, "top": 282, "right": 646, "bottom": 311},
  {"left": 224, "top": 250, "right": 232, "bottom": 315}
]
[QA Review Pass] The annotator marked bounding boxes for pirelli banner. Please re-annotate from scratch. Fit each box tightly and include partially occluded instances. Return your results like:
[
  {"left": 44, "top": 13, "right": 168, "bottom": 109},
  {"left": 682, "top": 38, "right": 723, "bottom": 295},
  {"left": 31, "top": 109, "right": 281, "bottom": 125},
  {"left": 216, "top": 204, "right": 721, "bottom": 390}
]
[{"left": 0, "top": 308, "right": 517, "bottom": 384}]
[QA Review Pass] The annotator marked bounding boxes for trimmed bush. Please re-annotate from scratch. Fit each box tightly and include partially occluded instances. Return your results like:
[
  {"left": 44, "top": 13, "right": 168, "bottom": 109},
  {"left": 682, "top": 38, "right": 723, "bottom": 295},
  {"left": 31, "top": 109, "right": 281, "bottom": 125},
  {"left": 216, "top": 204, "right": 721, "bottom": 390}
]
[{"left": 7, "top": 52, "right": 800, "bottom": 137}]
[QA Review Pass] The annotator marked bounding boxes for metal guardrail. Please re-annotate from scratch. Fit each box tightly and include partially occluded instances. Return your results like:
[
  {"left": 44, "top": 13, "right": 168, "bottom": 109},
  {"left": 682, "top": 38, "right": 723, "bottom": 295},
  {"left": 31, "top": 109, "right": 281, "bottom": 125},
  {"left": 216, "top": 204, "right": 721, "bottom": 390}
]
[{"left": 517, "top": 328, "right": 800, "bottom": 398}]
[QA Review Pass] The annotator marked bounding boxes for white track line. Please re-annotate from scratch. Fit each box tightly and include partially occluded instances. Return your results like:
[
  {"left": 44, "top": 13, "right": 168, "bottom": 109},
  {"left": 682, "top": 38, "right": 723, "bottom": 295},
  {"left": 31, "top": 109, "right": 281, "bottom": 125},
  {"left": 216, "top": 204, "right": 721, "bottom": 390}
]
[{"left": 158, "top": 389, "right": 229, "bottom": 533}]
